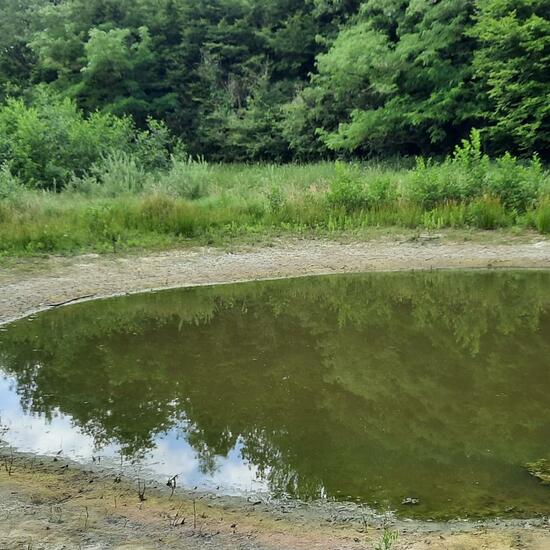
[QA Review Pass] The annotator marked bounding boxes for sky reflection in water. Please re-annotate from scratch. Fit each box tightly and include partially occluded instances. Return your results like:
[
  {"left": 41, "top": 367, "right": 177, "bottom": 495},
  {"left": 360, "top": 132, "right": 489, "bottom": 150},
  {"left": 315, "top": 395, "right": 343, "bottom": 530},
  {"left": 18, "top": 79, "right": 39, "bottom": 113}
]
[
  {"left": 2, "top": 271, "right": 550, "bottom": 519},
  {"left": 0, "top": 376, "right": 266, "bottom": 495}
]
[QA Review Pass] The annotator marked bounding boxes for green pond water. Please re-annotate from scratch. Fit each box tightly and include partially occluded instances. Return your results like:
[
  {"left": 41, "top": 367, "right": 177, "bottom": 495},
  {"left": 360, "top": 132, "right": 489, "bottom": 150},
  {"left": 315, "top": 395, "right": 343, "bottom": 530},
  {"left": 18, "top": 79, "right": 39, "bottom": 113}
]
[{"left": 1, "top": 270, "right": 550, "bottom": 519}]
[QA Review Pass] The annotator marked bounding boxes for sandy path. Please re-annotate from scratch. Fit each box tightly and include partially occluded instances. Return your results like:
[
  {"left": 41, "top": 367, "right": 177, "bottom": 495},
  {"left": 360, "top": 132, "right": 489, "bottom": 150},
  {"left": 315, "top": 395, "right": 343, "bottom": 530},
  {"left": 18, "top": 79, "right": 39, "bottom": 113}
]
[{"left": 2, "top": 237, "right": 550, "bottom": 325}]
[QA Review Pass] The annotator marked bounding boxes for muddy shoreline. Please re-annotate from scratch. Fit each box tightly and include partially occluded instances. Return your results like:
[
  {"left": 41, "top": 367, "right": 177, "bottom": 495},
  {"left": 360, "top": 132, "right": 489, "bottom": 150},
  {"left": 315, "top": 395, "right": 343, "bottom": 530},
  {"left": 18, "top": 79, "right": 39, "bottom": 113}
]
[
  {"left": 1, "top": 449, "right": 550, "bottom": 550},
  {"left": 2, "top": 236, "right": 550, "bottom": 326},
  {"left": 2, "top": 236, "right": 550, "bottom": 548}
]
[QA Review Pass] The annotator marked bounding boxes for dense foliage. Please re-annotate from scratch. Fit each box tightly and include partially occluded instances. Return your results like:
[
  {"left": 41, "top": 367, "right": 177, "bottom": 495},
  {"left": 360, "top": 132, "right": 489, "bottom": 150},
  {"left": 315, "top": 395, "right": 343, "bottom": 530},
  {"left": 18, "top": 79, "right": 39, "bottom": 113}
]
[{"left": 0, "top": 0, "right": 548, "bottom": 165}]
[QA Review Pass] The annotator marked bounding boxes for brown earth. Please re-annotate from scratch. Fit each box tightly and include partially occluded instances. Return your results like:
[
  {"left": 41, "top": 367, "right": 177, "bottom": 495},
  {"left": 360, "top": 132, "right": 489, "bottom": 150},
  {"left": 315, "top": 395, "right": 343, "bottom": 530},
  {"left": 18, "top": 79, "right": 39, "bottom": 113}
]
[{"left": 1, "top": 452, "right": 550, "bottom": 550}]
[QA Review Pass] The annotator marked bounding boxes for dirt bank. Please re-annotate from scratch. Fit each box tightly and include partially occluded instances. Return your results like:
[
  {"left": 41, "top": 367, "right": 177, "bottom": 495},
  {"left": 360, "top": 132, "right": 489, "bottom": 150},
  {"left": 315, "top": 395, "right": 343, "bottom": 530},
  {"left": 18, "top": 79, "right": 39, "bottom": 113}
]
[
  {"left": 1, "top": 451, "right": 550, "bottom": 550},
  {"left": 2, "top": 234, "right": 550, "bottom": 325}
]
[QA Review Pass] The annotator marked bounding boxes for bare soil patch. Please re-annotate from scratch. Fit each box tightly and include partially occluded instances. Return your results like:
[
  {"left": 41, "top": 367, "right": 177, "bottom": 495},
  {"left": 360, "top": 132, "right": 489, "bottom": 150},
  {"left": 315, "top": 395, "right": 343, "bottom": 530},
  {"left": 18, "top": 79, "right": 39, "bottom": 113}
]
[{"left": 1, "top": 453, "right": 550, "bottom": 550}]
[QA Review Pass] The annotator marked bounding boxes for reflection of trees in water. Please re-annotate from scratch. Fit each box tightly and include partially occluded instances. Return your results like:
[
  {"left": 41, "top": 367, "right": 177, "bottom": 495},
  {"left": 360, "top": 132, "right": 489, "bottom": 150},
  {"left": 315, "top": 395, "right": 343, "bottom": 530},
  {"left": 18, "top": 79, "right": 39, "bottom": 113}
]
[{"left": 2, "top": 271, "right": 550, "bottom": 513}]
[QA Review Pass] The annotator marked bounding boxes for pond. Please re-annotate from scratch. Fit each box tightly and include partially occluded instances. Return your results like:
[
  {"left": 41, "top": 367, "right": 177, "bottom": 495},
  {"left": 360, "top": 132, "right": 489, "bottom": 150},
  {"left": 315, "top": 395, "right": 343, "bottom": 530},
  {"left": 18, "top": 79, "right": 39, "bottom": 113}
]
[{"left": 1, "top": 271, "right": 550, "bottom": 520}]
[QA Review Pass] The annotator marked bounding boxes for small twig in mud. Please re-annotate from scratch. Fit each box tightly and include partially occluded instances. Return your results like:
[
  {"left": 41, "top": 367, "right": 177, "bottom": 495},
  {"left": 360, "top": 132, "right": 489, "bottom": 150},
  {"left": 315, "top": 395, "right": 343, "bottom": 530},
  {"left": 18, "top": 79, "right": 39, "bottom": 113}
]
[
  {"left": 137, "top": 478, "right": 147, "bottom": 502},
  {"left": 47, "top": 295, "right": 95, "bottom": 308},
  {"left": 193, "top": 499, "right": 197, "bottom": 530},
  {"left": 3, "top": 448, "right": 15, "bottom": 476},
  {"left": 82, "top": 506, "right": 89, "bottom": 530},
  {"left": 167, "top": 474, "right": 178, "bottom": 498}
]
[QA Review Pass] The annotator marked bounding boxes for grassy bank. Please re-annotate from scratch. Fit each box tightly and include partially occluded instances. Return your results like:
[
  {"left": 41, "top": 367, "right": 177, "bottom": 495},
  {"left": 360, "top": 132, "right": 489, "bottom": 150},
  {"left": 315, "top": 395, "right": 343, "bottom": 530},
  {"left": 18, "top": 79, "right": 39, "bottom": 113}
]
[{"left": 1, "top": 136, "right": 550, "bottom": 256}]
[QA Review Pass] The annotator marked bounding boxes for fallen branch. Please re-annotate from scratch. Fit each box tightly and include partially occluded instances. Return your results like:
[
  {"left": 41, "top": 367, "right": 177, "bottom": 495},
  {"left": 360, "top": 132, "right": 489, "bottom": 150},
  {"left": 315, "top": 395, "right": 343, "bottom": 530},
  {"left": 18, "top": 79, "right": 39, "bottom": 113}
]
[{"left": 47, "top": 295, "right": 95, "bottom": 308}]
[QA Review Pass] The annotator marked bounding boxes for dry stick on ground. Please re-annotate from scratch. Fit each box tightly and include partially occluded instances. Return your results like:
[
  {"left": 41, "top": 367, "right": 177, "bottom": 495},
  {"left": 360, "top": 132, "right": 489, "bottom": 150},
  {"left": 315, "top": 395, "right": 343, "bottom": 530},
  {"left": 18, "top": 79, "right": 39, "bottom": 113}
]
[
  {"left": 172, "top": 502, "right": 185, "bottom": 527},
  {"left": 47, "top": 294, "right": 95, "bottom": 308},
  {"left": 137, "top": 478, "right": 146, "bottom": 502},
  {"left": 3, "top": 448, "right": 14, "bottom": 476},
  {"left": 83, "top": 506, "right": 89, "bottom": 530}
]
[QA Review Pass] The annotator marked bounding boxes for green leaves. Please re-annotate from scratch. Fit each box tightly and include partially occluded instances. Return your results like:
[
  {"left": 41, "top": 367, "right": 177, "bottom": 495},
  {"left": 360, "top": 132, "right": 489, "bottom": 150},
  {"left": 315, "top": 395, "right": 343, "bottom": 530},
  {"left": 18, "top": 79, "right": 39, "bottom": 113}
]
[
  {"left": 0, "top": 90, "right": 175, "bottom": 190},
  {"left": 0, "top": 0, "right": 548, "bottom": 160},
  {"left": 470, "top": 0, "right": 550, "bottom": 156},
  {"left": 312, "top": 0, "right": 477, "bottom": 156}
]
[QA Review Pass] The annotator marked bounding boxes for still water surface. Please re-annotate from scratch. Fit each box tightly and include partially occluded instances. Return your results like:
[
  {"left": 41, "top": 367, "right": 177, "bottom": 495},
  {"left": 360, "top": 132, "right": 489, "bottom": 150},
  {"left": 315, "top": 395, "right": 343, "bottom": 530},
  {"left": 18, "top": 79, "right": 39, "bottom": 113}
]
[{"left": 1, "top": 271, "right": 550, "bottom": 519}]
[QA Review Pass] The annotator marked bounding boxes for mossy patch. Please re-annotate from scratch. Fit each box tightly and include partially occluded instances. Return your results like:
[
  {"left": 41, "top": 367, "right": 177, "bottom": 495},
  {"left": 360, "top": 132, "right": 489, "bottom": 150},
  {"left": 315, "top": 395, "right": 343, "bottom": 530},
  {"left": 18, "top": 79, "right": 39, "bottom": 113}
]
[{"left": 525, "top": 459, "right": 550, "bottom": 484}]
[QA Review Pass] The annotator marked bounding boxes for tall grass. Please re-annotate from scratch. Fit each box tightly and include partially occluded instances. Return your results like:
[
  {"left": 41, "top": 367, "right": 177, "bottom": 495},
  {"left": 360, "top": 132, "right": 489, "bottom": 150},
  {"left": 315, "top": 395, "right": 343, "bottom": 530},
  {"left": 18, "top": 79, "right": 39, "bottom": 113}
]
[{"left": 1, "top": 132, "right": 549, "bottom": 256}]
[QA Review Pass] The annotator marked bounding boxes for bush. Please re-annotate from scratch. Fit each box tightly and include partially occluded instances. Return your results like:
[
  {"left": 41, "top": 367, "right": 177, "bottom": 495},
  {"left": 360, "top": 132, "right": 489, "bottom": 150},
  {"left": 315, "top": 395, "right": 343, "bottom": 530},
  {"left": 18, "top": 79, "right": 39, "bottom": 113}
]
[
  {"left": 484, "top": 153, "right": 541, "bottom": 212},
  {"left": 0, "top": 162, "right": 22, "bottom": 199},
  {"left": 467, "top": 195, "right": 511, "bottom": 229},
  {"left": 134, "top": 118, "right": 182, "bottom": 171},
  {"left": 156, "top": 157, "right": 212, "bottom": 200},
  {"left": 0, "top": 90, "right": 178, "bottom": 191},
  {"left": 533, "top": 199, "right": 550, "bottom": 234},
  {"left": 326, "top": 162, "right": 365, "bottom": 211},
  {"left": 364, "top": 172, "right": 398, "bottom": 206},
  {"left": 267, "top": 185, "right": 285, "bottom": 212},
  {"left": 409, "top": 131, "right": 490, "bottom": 208},
  {"left": 0, "top": 91, "right": 137, "bottom": 190},
  {"left": 90, "top": 152, "right": 148, "bottom": 196}
]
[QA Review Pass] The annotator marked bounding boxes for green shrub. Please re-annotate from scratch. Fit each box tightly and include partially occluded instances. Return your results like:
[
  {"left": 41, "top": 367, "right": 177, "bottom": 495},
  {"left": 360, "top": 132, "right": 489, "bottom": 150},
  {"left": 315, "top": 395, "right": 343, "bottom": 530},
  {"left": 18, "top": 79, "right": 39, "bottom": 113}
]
[
  {"left": 0, "top": 162, "right": 22, "bottom": 199},
  {"left": 0, "top": 91, "right": 178, "bottom": 191},
  {"left": 452, "top": 129, "right": 489, "bottom": 181},
  {"left": 0, "top": 91, "right": 137, "bottom": 190},
  {"left": 484, "top": 153, "right": 541, "bottom": 212},
  {"left": 267, "top": 185, "right": 285, "bottom": 212},
  {"left": 533, "top": 199, "right": 550, "bottom": 234},
  {"left": 467, "top": 195, "right": 511, "bottom": 229},
  {"left": 91, "top": 152, "right": 148, "bottom": 195},
  {"left": 326, "top": 162, "right": 365, "bottom": 211},
  {"left": 156, "top": 157, "right": 212, "bottom": 200},
  {"left": 408, "top": 158, "right": 469, "bottom": 208},
  {"left": 364, "top": 173, "right": 398, "bottom": 206},
  {"left": 409, "top": 131, "right": 490, "bottom": 208},
  {"left": 134, "top": 118, "right": 181, "bottom": 171}
]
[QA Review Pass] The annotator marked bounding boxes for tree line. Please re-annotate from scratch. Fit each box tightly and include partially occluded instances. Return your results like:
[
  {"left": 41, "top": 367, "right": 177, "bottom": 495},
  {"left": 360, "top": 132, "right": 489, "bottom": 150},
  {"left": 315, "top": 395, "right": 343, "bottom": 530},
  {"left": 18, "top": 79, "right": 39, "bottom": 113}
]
[{"left": 0, "top": 0, "right": 549, "bottom": 162}]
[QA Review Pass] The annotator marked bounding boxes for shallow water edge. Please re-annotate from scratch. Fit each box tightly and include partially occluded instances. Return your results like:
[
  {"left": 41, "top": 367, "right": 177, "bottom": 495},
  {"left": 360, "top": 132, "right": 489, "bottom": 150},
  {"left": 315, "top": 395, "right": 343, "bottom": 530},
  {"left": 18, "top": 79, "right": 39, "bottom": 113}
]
[{"left": 2, "top": 237, "right": 550, "bottom": 326}]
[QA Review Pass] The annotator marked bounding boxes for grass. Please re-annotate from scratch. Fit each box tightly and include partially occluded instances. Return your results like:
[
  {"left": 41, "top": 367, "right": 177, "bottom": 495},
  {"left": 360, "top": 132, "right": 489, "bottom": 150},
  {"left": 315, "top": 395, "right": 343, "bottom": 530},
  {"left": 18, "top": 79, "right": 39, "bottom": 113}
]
[{"left": 1, "top": 157, "right": 549, "bottom": 257}]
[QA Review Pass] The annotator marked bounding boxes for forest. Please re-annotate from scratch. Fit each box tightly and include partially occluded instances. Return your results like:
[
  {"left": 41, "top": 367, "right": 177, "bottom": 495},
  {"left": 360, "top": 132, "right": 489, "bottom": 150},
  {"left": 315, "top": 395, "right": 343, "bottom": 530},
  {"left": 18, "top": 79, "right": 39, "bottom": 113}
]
[{"left": 0, "top": 0, "right": 549, "bottom": 254}]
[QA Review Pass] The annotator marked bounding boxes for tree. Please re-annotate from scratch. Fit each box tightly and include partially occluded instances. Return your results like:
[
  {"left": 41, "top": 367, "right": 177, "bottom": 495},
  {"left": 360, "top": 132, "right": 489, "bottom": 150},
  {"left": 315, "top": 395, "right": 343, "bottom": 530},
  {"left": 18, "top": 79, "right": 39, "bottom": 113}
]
[
  {"left": 0, "top": 0, "right": 47, "bottom": 100},
  {"left": 303, "top": 0, "right": 478, "bottom": 156},
  {"left": 79, "top": 26, "right": 158, "bottom": 123},
  {"left": 470, "top": 0, "right": 550, "bottom": 157}
]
